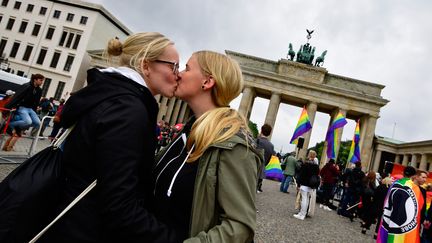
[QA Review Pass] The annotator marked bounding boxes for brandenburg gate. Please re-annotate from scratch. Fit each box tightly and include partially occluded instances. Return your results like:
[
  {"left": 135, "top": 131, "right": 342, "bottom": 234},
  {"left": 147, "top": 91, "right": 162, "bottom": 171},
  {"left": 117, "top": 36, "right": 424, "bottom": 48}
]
[{"left": 226, "top": 47, "right": 389, "bottom": 170}]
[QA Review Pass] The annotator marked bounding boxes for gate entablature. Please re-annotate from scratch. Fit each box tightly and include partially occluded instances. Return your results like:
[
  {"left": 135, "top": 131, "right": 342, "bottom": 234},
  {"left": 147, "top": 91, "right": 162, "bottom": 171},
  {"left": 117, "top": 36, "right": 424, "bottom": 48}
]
[{"left": 226, "top": 49, "right": 389, "bottom": 170}]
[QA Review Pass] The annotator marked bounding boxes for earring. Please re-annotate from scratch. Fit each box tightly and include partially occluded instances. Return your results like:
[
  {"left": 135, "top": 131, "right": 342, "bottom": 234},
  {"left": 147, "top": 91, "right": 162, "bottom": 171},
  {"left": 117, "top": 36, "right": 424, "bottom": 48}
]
[{"left": 201, "top": 85, "right": 205, "bottom": 89}]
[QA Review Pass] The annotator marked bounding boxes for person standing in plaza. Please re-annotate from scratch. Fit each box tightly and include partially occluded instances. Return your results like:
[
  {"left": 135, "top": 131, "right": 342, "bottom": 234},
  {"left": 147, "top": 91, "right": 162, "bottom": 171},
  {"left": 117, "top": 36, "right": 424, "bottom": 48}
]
[
  {"left": 293, "top": 150, "right": 320, "bottom": 220},
  {"left": 151, "top": 50, "right": 262, "bottom": 242},
  {"left": 48, "top": 98, "right": 65, "bottom": 140},
  {"left": 256, "top": 123, "right": 275, "bottom": 193},
  {"left": 4, "top": 73, "right": 44, "bottom": 135},
  {"left": 280, "top": 151, "right": 297, "bottom": 193},
  {"left": 338, "top": 161, "right": 365, "bottom": 220},
  {"left": 377, "top": 166, "right": 423, "bottom": 243},
  {"left": 319, "top": 159, "right": 339, "bottom": 211},
  {"left": 44, "top": 32, "right": 180, "bottom": 242},
  {"left": 359, "top": 171, "right": 377, "bottom": 234}
]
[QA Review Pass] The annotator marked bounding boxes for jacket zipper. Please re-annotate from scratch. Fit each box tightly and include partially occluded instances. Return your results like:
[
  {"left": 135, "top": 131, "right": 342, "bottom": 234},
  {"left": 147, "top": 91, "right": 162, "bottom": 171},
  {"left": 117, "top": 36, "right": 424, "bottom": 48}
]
[{"left": 153, "top": 133, "right": 186, "bottom": 195}]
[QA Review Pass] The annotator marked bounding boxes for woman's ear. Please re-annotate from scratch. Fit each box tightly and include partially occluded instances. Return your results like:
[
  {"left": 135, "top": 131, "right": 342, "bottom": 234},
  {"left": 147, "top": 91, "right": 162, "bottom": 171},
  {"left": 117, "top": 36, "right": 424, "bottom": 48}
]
[
  {"left": 141, "top": 60, "right": 150, "bottom": 77},
  {"left": 203, "top": 76, "right": 216, "bottom": 90}
]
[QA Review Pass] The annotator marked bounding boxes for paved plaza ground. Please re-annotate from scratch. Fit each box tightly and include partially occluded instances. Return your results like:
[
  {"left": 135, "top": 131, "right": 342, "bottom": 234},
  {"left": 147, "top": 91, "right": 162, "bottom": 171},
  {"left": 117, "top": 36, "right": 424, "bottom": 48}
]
[{"left": 0, "top": 134, "right": 376, "bottom": 243}]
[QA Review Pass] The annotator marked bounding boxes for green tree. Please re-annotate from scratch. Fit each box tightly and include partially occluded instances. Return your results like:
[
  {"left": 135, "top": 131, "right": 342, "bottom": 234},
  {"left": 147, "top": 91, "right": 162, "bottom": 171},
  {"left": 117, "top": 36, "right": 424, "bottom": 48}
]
[{"left": 248, "top": 121, "right": 258, "bottom": 138}]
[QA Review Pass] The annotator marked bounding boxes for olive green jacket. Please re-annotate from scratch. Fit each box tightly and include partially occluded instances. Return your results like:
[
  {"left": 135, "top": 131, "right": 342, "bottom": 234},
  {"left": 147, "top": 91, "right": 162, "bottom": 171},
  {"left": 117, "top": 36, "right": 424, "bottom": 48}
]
[{"left": 185, "top": 132, "right": 263, "bottom": 243}]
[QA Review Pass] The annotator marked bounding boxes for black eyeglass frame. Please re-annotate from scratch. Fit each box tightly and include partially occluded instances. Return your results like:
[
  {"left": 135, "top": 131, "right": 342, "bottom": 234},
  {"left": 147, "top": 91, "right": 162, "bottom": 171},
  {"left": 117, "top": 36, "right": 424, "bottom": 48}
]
[{"left": 154, "top": 60, "right": 179, "bottom": 74}]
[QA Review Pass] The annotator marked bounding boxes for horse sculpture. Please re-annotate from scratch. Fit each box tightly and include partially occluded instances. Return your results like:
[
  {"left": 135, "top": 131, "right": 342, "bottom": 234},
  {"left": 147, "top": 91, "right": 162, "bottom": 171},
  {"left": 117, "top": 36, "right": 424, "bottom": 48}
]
[
  {"left": 287, "top": 43, "right": 295, "bottom": 61},
  {"left": 314, "top": 50, "right": 327, "bottom": 67}
]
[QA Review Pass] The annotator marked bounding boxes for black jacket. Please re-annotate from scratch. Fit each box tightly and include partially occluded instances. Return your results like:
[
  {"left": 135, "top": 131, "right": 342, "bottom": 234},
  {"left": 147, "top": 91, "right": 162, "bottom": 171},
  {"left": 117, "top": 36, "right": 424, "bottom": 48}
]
[
  {"left": 5, "top": 82, "right": 42, "bottom": 111},
  {"left": 45, "top": 68, "right": 177, "bottom": 243},
  {"left": 297, "top": 162, "right": 319, "bottom": 187}
]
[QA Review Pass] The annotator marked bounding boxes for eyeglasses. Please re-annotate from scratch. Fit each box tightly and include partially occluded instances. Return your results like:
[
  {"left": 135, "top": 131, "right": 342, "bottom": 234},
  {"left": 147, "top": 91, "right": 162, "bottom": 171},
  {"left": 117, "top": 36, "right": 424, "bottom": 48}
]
[{"left": 154, "top": 60, "right": 179, "bottom": 75}]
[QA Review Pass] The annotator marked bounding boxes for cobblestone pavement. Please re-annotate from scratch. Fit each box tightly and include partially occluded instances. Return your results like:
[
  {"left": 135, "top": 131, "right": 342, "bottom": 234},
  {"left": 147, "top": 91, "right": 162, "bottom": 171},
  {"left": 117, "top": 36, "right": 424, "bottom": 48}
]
[{"left": 0, "top": 139, "right": 376, "bottom": 242}]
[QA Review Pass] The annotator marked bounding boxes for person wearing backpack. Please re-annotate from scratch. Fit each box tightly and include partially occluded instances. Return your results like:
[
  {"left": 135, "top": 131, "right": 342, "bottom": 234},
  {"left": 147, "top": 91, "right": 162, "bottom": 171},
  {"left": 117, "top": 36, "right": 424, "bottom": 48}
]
[{"left": 293, "top": 151, "right": 320, "bottom": 220}]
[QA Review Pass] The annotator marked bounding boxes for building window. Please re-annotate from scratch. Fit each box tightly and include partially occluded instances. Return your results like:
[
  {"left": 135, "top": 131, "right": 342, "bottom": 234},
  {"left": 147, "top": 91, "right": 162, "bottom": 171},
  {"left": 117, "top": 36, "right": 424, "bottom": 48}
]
[
  {"left": 36, "top": 48, "right": 47, "bottom": 65},
  {"left": 59, "top": 29, "right": 82, "bottom": 49},
  {"left": 53, "top": 10, "right": 60, "bottom": 19},
  {"left": 50, "top": 51, "right": 60, "bottom": 68},
  {"left": 0, "top": 39, "right": 7, "bottom": 56},
  {"left": 72, "top": 34, "right": 81, "bottom": 49},
  {"left": 0, "top": 15, "right": 2, "bottom": 24},
  {"left": 46, "top": 26, "right": 55, "bottom": 39},
  {"left": 39, "top": 6, "right": 47, "bottom": 15},
  {"left": 80, "top": 16, "right": 88, "bottom": 25},
  {"left": 65, "top": 33, "right": 74, "bottom": 48},
  {"left": 41, "top": 78, "right": 51, "bottom": 97},
  {"left": 16, "top": 70, "right": 24, "bottom": 76},
  {"left": 1, "top": 0, "right": 8, "bottom": 7},
  {"left": 6, "top": 18, "right": 15, "bottom": 30},
  {"left": 26, "top": 3, "right": 33, "bottom": 12},
  {"left": 59, "top": 31, "right": 67, "bottom": 46},
  {"left": 9, "top": 41, "right": 20, "bottom": 58},
  {"left": 13, "top": 1, "right": 20, "bottom": 9},
  {"left": 31, "top": 23, "right": 41, "bottom": 36},
  {"left": 18, "top": 20, "right": 27, "bottom": 33},
  {"left": 54, "top": 81, "right": 65, "bottom": 100},
  {"left": 22, "top": 44, "right": 33, "bottom": 61},
  {"left": 66, "top": 13, "right": 74, "bottom": 22},
  {"left": 63, "top": 55, "right": 74, "bottom": 71}
]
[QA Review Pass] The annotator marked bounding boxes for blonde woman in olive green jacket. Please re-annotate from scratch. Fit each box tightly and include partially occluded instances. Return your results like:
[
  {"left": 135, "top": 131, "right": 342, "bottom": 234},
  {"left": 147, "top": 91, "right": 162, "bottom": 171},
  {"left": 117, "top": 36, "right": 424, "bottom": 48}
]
[{"left": 151, "top": 51, "right": 262, "bottom": 243}]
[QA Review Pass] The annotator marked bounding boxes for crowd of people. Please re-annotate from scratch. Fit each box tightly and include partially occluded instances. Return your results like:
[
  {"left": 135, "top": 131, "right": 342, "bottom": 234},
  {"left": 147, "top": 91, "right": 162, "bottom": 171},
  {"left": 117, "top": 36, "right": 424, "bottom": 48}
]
[
  {"left": 1, "top": 30, "right": 429, "bottom": 243},
  {"left": 279, "top": 152, "right": 432, "bottom": 242}
]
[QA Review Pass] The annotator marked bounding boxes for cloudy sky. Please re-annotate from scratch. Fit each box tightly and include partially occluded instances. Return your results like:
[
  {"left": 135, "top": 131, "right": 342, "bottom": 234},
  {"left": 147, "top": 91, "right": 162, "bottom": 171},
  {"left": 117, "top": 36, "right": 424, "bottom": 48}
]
[{"left": 89, "top": 0, "right": 432, "bottom": 153}]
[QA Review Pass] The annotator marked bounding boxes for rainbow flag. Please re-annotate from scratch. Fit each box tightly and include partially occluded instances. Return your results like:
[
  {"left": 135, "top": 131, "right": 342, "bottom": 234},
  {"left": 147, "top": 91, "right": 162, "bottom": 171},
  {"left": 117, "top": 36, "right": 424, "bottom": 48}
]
[
  {"left": 377, "top": 178, "right": 423, "bottom": 243},
  {"left": 347, "top": 120, "right": 361, "bottom": 163},
  {"left": 265, "top": 155, "right": 283, "bottom": 181},
  {"left": 325, "top": 112, "right": 347, "bottom": 159},
  {"left": 290, "top": 107, "right": 312, "bottom": 144}
]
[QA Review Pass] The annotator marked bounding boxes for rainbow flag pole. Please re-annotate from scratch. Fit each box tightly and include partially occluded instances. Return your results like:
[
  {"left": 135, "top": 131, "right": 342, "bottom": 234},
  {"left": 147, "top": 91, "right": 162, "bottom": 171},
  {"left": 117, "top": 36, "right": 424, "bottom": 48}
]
[
  {"left": 347, "top": 120, "right": 361, "bottom": 163},
  {"left": 290, "top": 107, "right": 312, "bottom": 144},
  {"left": 325, "top": 112, "right": 347, "bottom": 159}
]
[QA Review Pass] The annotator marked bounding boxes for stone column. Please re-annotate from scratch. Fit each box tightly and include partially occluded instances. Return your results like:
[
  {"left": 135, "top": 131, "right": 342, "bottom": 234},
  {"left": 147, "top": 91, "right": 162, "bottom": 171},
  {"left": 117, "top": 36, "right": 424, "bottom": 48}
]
[
  {"left": 359, "top": 116, "right": 368, "bottom": 150},
  {"left": 320, "top": 109, "right": 346, "bottom": 167},
  {"left": 170, "top": 99, "right": 183, "bottom": 125},
  {"left": 373, "top": 149, "right": 382, "bottom": 172},
  {"left": 238, "top": 86, "right": 255, "bottom": 120},
  {"left": 411, "top": 154, "right": 418, "bottom": 168},
  {"left": 402, "top": 154, "right": 409, "bottom": 166},
  {"left": 394, "top": 154, "right": 401, "bottom": 164},
  {"left": 183, "top": 106, "right": 191, "bottom": 122},
  {"left": 419, "top": 154, "right": 427, "bottom": 171},
  {"left": 157, "top": 97, "right": 169, "bottom": 121},
  {"left": 360, "top": 115, "right": 378, "bottom": 171},
  {"left": 264, "top": 92, "right": 281, "bottom": 139},
  {"left": 178, "top": 102, "right": 188, "bottom": 123},
  {"left": 154, "top": 94, "right": 161, "bottom": 104},
  {"left": 298, "top": 102, "right": 318, "bottom": 160},
  {"left": 164, "top": 97, "right": 176, "bottom": 123}
]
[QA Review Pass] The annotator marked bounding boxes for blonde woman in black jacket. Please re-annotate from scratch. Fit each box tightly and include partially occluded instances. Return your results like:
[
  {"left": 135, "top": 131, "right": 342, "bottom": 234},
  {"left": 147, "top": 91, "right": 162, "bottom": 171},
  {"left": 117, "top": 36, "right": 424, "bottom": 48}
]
[{"left": 44, "top": 32, "right": 180, "bottom": 243}]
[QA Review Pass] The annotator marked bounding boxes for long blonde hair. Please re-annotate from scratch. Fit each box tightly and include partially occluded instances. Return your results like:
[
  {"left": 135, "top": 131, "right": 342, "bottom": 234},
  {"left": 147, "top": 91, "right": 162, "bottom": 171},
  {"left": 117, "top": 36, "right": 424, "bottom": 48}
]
[
  {"left": 104, "top": 32, "right": 172, "bottom": 74},
  {"left": 187, "top": 51, "right": 247, "bottom": 162}
]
